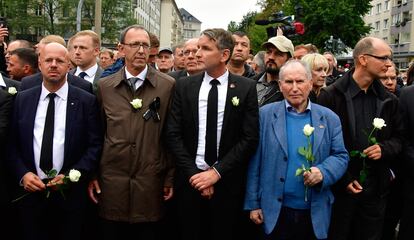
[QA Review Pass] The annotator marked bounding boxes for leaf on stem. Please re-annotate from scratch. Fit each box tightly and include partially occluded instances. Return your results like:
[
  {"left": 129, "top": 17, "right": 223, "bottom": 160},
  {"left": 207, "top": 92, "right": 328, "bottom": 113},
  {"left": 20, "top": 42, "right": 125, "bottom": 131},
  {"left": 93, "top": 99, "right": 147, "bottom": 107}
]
[{"left": 298, "top": 147, "right": 306, "bottom": 156}]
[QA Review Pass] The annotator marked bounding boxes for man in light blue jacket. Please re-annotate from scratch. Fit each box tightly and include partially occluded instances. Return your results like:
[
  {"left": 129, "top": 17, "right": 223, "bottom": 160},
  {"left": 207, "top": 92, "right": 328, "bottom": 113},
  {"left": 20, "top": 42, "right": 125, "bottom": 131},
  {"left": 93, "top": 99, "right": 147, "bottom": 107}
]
[{"left": 244, "top": 60, "right": 348, "bottom": 240}]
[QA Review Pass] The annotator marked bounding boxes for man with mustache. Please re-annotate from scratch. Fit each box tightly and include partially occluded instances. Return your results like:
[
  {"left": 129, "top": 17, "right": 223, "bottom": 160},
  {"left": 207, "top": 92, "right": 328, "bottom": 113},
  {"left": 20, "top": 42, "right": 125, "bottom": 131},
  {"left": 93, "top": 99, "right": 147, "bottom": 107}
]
[{"left": 254, "top": 36, "right": 294, "bottom": 107}]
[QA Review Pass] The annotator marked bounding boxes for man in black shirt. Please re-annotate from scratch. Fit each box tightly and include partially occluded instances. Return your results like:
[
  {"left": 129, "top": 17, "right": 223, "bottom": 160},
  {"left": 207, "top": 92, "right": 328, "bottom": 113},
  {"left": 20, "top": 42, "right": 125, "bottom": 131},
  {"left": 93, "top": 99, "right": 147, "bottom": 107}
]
[{"left": 318, "top": 37, "right": 403, "bottom": 240}]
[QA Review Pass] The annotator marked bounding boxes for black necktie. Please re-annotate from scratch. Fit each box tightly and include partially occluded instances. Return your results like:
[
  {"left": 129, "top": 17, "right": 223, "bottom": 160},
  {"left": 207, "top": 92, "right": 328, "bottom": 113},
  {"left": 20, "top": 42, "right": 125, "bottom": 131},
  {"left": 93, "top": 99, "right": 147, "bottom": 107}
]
[
  {"left": 205, "top": 79, "right": 220, "bottom": 166},
  {"left": 39, "top": 93, "right": 56, "bottom": 174},
  {"left": 79, "top": 72, "right": 87, "bottom": 79}
]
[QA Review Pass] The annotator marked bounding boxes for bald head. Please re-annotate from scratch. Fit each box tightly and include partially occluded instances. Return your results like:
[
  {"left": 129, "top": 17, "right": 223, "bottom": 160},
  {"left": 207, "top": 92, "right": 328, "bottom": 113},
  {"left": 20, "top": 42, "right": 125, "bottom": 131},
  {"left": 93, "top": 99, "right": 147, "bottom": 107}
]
[
  {"left": 39, "top": 43, "right": 69, "bottom": 90},
  {"left": 183, "top": 38, "right": 202, "bottom": 75}
]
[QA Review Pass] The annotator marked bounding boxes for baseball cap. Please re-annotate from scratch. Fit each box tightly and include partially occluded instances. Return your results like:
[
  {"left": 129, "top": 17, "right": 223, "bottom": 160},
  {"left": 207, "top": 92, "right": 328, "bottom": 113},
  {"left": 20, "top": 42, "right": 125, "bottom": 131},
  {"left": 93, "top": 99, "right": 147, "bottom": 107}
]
[
  {"left": 262, "top": 36, "right": 294, "bottom": 57},
  {"left": 158, "top": 47, "right": 173, "bottom": 54}
]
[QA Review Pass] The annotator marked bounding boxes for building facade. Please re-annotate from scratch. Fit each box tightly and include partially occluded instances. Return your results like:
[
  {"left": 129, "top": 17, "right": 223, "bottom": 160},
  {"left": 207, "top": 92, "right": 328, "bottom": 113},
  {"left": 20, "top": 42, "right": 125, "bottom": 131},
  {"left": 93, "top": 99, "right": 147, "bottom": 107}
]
[
  {"left": 364, "top": 0, "right": 413, "bottom": 69},
  {"left": 180, "top": 8, "right": 202, "bottom": 41},
  {"left": 134, "top": 0, "right": 161, "bottom": 37},
  {"left": 159, "top": 0, "right": 184, "bottom": 47}
]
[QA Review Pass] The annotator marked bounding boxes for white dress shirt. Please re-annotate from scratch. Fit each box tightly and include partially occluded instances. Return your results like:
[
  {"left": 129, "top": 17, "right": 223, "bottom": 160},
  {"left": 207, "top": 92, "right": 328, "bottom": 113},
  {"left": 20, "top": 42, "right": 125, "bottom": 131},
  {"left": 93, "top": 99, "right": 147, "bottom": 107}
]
[
  {"left": 0, "top": 74, "right": 6, "bottom": 88},
  {"left": 75, "top": 63, "right": 98, "bottom": 84},
  {"left": 33, "top": 82, "right": 68, "bottom": 179},
  {"left": 125, "top": 65, "right": 148, "bottom": 90},
  {"left": 195, "top": 70, "right": 229, "bottom": 170}
]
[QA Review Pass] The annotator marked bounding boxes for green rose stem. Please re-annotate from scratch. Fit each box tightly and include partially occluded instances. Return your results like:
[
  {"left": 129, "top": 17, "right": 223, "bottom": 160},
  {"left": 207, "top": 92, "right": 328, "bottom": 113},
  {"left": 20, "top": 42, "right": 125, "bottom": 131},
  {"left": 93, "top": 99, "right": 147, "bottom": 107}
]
[{"left": 296, "top": 124, "right": 315, "bottom": 202}]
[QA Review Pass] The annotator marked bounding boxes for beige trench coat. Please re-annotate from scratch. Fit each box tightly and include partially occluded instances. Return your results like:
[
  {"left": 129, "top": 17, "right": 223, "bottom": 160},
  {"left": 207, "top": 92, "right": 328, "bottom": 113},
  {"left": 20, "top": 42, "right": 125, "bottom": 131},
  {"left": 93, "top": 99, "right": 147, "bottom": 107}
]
[{"left": 96, "top": 66, "right": 175, "bottom": 222}]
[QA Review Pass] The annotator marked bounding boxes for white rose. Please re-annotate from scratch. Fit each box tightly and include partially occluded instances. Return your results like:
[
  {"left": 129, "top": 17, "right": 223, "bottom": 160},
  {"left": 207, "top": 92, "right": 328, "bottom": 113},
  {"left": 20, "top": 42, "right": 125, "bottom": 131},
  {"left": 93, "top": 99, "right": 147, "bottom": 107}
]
[
  {"left": 8, "top": 87, "right": 17, "bottom": 95},
  {"left": 372, "top": 118, "right": 386, "bottom": 130},
  {"left": 130, "top": 98, "right": 143, "bottom": 109},
  {"left": 68, "top": 169, "right": 81, "bottom": 182},
  {"left": 231, "top": 96, "right": 239, "bottom": 106},
  {"left": 303, "top": 124, "right": 315, "bottom": 136}
]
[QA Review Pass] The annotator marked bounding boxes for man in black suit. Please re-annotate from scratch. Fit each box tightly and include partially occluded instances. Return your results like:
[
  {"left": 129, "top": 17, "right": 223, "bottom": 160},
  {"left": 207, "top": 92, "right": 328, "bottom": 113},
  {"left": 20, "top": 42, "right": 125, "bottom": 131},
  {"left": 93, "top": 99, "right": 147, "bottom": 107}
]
[
  {"left": 8, "top": 42, "right": 102, "bottom": 240},
  {"left": 68, "top": 30, "right": 103, "bottom": 92},
  {"left": 0, "top": 89, "right": 14, "bottom": 234},
  {"left": 166, "top": 28, "right": 259, "bottom": 240},
  {"left": 397, "top": 85, "right": 414, "bottom": 239}
]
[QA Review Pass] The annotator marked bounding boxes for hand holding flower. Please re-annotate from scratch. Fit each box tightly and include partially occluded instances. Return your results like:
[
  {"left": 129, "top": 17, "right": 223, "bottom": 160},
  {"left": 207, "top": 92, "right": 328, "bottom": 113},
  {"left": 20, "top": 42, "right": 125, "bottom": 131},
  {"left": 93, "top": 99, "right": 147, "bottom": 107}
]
[
  {"left": 22, "top": 172, "right": 46, "bottom": 192},
  {"left": 303, "top": 167, "right": 323, "bottom": 186},
  {"left": 362, "top": 144, "right": 382, "bottom": 160}
]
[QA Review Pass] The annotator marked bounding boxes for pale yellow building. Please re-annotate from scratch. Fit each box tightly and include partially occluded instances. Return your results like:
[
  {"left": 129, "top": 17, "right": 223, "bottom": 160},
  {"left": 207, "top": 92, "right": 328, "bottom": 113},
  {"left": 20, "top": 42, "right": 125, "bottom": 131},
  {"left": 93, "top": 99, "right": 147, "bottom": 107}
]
[
  {"left": 364, "top": 0, "right": 413, "bottom": 68},
  {"left": 159, "top": 0, "right": 184, "bottom": 47}
]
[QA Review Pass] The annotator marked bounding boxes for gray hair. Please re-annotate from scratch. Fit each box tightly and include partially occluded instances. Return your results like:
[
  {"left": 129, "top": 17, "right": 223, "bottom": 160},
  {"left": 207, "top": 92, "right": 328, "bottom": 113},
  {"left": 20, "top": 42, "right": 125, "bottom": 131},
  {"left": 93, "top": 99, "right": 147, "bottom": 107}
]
[{"left": 279, "top": 59, "right": 312, "bottom": 81}]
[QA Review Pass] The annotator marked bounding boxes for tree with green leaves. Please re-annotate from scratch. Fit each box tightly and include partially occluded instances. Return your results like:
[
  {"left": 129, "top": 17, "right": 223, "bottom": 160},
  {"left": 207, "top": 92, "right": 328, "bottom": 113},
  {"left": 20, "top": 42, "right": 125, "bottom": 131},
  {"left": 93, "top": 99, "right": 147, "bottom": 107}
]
[
  {"left": 229, "top": 0, "right": 371, "bottom": 54},
  {"left": 1, "top": 0, "right": 136, "bottom": 44},
  {"left": 282, "top": 0, "right": 371, "bottom": 53}
]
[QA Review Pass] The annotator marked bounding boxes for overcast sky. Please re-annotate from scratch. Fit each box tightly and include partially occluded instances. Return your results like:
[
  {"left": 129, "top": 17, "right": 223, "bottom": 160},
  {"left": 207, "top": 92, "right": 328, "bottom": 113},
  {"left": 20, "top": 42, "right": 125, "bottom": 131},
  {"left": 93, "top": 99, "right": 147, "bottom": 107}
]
[{"left": 175, "top": 0, "right": 262, "bottom": 30}]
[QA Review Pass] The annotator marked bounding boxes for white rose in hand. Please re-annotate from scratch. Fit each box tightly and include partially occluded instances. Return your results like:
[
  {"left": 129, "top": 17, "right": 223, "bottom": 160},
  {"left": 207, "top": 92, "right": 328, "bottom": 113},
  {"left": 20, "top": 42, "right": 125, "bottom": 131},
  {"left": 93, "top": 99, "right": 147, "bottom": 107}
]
[
  {"left": 373, "top": 118, "right": 386, "bottom": 130},
  {"left": 68, "top": 169, "right": 81, "bottom": 182}
]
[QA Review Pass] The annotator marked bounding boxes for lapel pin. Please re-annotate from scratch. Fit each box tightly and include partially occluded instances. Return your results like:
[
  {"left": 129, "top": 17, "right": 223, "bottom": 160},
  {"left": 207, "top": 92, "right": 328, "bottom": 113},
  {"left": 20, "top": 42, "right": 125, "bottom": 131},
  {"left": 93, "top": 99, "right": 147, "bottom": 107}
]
[
  {"left": 230, "top": 83, "right": 236, "bottom": 88},
  {"left": 71, "top": 102, "right": 74, "bottom": 106}
]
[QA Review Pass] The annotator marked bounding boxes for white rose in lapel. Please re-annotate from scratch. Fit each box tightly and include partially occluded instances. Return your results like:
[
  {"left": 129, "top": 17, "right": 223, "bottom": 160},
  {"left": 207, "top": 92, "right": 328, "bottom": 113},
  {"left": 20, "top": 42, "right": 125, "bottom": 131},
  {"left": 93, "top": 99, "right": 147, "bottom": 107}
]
[
  {"left": 8, "top": 87, "right": 17, "bottom": 95},
  {"left": 372, "top": 118, "right": 386, "bottom": 130},
  {"left": 231, "top": 96, "right": 239, "bottom": 107},
  {"left": 130, "top": 98, "right": 143, "bottom": 109},
  {"left": 303, "top": 124, "right": 315, "bottom": 136},
  {"left": 68, "top": 169, "right": 81, "bottom": 182}
]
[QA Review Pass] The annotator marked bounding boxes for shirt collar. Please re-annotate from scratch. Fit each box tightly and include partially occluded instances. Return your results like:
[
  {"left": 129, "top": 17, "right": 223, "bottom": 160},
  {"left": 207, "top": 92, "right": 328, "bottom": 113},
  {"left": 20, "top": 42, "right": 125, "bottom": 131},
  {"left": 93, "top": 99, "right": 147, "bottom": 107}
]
[
  {"left": 349, "top": 78, "right": 378, "bottom": 98},
  {"left": 284, "top": 99, "right": 312, "bottom": 113},
  {"left": 0, "top": 74, "right": 6, "bottom": 88},
  {"left": 125, "top": 65, "right": 148, "bottom": 81},
  {"left": 75, "top": 63, "right": 98, "bottom": 78},
  {"left": 203, "top": 70, "right": 229, "bottom": 86},
  {"left": 40, "top": 80, "right": 69, "bottom": 101}
]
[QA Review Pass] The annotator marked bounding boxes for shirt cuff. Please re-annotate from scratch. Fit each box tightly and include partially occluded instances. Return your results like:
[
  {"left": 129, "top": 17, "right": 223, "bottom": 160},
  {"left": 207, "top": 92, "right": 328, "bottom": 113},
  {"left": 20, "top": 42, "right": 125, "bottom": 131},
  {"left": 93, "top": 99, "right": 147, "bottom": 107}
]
[{"left": 212, "top": 167, "right": 221, "bottom": 179}]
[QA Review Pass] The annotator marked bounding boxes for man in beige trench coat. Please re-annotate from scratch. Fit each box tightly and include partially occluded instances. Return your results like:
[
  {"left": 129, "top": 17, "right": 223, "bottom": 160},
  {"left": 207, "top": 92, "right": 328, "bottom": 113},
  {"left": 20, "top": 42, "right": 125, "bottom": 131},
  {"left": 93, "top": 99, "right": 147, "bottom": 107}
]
[{"left": 88, "top": 25, "right": 175, "bottom": 240}]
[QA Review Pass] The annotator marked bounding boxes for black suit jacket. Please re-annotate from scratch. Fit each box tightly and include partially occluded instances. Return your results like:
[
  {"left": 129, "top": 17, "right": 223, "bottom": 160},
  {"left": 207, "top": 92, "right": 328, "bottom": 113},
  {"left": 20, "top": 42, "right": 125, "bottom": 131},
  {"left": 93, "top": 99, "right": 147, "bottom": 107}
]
[
  {"left": 0, "top": 90, "right": 12, "bottom": 204},
  {"left": 20, "top": 72, "right": 93, "bottom": 94},
  {"left": 9, "top": 84, "right": 103, "bottom": 184},
  {"left": 168, "top": 70, "right": 188, "bottom": 81},
  {"left": 166, "top": 72, "right": 259, "bottom": 195}
]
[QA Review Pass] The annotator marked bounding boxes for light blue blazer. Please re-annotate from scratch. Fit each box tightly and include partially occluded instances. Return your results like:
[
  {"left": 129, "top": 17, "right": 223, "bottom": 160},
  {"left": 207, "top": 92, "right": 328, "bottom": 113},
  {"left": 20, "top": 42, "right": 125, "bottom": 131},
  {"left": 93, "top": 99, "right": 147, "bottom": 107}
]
[{"left": 244, "top": 101, "right": 349, "bottom": 239}]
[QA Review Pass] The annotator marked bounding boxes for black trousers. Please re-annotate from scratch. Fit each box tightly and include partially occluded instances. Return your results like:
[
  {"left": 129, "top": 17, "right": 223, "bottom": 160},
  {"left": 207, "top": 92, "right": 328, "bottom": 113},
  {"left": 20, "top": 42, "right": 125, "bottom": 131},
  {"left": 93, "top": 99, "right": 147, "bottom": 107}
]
[
  {"left": 100, "top": 218, "right": 158, "bottom": 240},
  {"left": 264, "top": 207, "right": 317, "bottom": 240},
  {"left": 18, "top": 189, "right": 86, "bottom": 240},
  {"left": 175, "top": 181, "right": 242, "bottom": 240},
  {"left": 328, "top": 182, "right": 387, "bottom": 240}
]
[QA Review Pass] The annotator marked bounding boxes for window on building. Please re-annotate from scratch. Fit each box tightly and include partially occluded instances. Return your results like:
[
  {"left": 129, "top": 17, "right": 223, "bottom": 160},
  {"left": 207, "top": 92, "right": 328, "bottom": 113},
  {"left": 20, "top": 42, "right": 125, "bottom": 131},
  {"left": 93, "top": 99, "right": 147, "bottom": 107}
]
[
  {"left": 384, "top": 19, "right": 389, "bottom": 28},
  {"left": 403, "top": 11, "right": 412, "bottom": 22},
  {"left": 392, "top": 13, "right": 401, "bottom": 25},
  {"left": 376, "top": 3, "right": 382, "bottom": 14},
  {"left": 385, "top": 0, "right": 390, "bottom": 10},
  {"left": 401, "top": 32, "right": 410, "bottom": 42},
  {"left": 375, "top": 21, "right": 380, "bottom": 30},
  {"left": 403, "top": 0, "right": 408, "bottom": 4},
  {"left": 395, "top": 0, "right": 402, "bottom": 6}
]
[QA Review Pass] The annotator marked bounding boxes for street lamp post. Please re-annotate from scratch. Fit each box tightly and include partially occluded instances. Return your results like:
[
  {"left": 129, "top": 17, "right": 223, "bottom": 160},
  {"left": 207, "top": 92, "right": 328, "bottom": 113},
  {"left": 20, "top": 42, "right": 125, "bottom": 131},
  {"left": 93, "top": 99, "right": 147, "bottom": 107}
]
[{"left": 76, "top": 0, "right": 84, "bottom": 32}]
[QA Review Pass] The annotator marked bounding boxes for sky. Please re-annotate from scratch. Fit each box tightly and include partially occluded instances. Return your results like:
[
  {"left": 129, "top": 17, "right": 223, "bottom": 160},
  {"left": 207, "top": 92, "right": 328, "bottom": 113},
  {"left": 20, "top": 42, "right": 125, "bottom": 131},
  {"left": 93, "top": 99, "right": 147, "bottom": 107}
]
[{"left": 175, "top": 0, "right": 262, "bottom": 30}]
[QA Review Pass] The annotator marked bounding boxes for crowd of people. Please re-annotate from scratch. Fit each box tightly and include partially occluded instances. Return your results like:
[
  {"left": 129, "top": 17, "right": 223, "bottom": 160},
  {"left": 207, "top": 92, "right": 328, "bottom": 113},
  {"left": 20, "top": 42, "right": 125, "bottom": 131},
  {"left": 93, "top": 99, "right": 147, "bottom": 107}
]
[{"left": 0, "top": 22, "right": 412, "bottom": 240}]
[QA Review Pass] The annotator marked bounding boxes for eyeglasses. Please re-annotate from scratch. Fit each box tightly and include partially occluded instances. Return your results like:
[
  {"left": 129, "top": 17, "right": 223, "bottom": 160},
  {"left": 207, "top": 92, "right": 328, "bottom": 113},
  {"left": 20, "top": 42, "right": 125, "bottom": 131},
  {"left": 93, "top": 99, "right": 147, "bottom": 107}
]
[
  {"left": 363, "top": 54, "right": 393, "bottom": 62},
  {"left": 123, "top": 42, "right": 150, "bottom": 50},
  {"left": 183, "top": 49, "right": 198, "bottom": 56}
]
